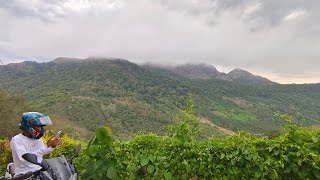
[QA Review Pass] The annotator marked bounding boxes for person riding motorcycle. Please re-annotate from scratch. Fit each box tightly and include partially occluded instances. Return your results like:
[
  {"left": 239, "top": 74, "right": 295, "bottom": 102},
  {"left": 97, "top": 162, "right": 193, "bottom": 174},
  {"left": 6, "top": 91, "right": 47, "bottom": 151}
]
[{"left": 9, "top": 112, "right": 61, "bottom": 177}]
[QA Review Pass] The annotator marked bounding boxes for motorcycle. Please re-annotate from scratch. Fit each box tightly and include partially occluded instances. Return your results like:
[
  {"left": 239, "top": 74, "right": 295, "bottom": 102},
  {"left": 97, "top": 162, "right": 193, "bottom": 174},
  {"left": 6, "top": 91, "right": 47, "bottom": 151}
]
[{"left": 0, "top": 144, "right": 81, "bottom": 180}]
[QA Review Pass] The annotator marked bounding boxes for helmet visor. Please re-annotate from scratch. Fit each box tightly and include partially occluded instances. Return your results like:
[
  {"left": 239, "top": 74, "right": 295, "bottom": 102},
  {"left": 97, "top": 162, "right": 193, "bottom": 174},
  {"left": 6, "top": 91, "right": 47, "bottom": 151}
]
[{"left": 37, "top": 116, "right": 53, "bottom": 125}]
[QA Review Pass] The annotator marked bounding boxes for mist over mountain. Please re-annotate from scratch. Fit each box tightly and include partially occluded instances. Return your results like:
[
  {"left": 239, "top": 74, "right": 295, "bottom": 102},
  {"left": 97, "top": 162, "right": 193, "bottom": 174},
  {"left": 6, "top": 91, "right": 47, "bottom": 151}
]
[
  {"left": 227, "top": 68, "right": 276, "bottom": 85},
  {"left": 169, "top": 64, "right": 221, "bottom": 79},
  {"left": 0, "top": 57, "right": 319, "bottom": 139},
  {"left": 144, "top": 63, "right": 275, "bottom": 85}
]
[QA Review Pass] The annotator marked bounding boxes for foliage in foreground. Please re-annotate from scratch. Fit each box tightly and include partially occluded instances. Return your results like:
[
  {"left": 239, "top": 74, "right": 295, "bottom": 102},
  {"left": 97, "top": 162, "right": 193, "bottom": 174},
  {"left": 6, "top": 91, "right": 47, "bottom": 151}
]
[
  {"left": 1, "top": 97, "right": 319, "bottom": 179},
  {"left": 80, "top": 99, "right": 320, "bottom": 179},
  {"left": 0, "top": 139, "right": 11, "bottom": 175}
]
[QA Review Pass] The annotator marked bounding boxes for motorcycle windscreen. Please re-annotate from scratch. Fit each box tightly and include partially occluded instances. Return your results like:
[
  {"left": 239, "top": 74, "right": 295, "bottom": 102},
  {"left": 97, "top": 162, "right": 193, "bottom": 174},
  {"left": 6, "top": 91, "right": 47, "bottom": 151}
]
[{"left": 42, "top": 156, "right": 72, "bottom": 180}]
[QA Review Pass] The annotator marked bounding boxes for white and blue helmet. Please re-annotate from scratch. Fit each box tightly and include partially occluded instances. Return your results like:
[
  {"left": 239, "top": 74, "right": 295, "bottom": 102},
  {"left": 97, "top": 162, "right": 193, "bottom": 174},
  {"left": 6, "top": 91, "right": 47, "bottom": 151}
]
[{"left": 20, "top": 112, "right": 53, "bottom": 139}]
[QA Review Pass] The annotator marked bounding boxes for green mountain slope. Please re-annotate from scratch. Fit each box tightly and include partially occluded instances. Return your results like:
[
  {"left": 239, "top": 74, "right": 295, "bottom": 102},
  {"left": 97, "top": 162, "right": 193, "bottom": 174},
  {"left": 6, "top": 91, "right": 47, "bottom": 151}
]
[
  {"left": 227, "top": 68, "right": 275, "bottom": 85},
  {"left": 0, "top": 57, "right": 319, "bottom": 138}
]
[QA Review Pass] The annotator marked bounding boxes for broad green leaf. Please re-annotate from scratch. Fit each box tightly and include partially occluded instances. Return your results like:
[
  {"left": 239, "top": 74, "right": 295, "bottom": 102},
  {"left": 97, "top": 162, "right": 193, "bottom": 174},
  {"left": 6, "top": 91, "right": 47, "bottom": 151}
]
[
  {"left": 282, "top": 155, "right": 289, "bottom": 162},
  {"left": 87, "top": 145, "right": 99, "bottom": 156},
  {"left": 148, "top": 155, "right": 155, "bottom": 162},
  {"left": 95, "top": 158, "right": 111, "bottom": 174},
  {"left": 104, "top": 135, "right": 113, "bottom": 146},
  {"left": 220, "top": 153, "right": 225, "bottom": 159},
  {"left": 312, "top": 137, "right": 318, "bottom": 143},
  {"left": 95, "top": 126, "right": 111, "bottom": 141},
  {"left": 82, "top": 162, "right": 97, "bottom": 176},
  {"left": 107, "top": 166, "right": 117, "bottom": 180},
  {"left": 147, "top": 165, "right": 155, "bottom": 174},
  {"left": 158, "top": 156, "right": 166, "bottom": 161},
  {"left": 164, "top": 172, "right": 172, "bottom": 180},
  {"left": 140, "top": 156, "right": 149, "bottom": 166}
]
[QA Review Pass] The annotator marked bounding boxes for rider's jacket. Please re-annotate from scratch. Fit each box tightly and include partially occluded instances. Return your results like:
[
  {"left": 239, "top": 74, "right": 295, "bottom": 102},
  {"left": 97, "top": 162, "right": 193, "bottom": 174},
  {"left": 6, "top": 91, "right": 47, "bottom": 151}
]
[{"left": 10, "top": 133, "right": 54, "bottom": 176}]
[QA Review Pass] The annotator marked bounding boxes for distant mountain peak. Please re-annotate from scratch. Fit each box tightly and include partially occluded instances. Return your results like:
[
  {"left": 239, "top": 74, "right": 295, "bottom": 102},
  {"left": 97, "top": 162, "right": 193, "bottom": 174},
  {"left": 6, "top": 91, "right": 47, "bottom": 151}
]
[
  {"left": 228, "top": 68, "right": 253, "bottom": 77},
  {"left": 228, "top": 68, "right": 275, "bottom": 85},
  {"left": 53, "top": 57, "right": 274, "bottom": 85}
]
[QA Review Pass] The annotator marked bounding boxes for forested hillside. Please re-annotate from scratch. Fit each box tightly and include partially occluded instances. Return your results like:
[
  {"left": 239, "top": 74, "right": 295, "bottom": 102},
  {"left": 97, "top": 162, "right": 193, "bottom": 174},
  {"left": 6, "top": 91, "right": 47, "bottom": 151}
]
[
  {"left": 0, "top": 90, "right": 29, "bottom": 138},
  {"left": 0, "top": 57, "right": 319, "bottom": 139}
]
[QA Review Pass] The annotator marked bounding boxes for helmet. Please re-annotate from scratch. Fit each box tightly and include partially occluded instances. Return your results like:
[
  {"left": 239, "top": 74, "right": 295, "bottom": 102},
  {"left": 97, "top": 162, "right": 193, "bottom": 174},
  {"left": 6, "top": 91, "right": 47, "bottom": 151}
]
[{"left": 20, "top": 112, "right": 53, "bottom": 139}]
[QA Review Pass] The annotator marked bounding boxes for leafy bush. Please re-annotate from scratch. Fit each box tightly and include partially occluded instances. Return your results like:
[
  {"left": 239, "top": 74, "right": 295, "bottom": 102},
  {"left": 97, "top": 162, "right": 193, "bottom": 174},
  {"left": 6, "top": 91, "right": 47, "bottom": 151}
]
[
  {"left": 0, "top": 139, "right": 11, "bottom": 175},
  {"left": 1, "top": 98, "right": 319, "bottom": 179},
  {"left": 80, "top": 99, "right": 320, "bottom": 179}
]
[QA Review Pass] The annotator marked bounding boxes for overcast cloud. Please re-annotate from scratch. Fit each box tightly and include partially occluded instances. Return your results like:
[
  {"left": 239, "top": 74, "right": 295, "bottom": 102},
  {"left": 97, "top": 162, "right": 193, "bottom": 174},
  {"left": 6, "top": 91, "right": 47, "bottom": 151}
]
[{"left": 0, "top": 0, "right": 319, "bottom": 83}]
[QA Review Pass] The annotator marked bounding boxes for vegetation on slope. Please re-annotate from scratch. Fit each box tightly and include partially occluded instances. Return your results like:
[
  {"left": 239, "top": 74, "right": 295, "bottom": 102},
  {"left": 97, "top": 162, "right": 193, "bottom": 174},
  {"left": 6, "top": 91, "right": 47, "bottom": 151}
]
[
  {"left": 0, "top": 98, "right": 319, "bottom": 179},
  {"left": 0, "top": 89, "right": 89, "bottom": 139},
  {"left": 0, "top": 90, "right": 30, "bottom": 139},
  {"left": 1, "top": 58, "right": 320, "bottom": 139}
]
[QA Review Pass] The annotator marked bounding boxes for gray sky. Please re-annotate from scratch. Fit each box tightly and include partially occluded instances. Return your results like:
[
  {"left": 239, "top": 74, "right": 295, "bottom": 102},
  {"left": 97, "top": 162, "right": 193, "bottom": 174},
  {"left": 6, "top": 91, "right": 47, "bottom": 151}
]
[{"left": 0, "top": 0, "right": 319, "bottom": 84}]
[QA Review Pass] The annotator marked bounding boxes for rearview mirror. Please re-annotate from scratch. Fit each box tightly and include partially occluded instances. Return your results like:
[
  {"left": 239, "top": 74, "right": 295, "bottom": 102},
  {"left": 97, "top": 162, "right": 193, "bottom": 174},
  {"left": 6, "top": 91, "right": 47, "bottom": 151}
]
[
  {"left": 22, "top": 153, "right": 48, "bottom": 170},
  {"left": 22, "top": 153, "right": 38, "bottom": 165},
  {"left": 73, "top": 144, "right": 81, "bottom": 156}
]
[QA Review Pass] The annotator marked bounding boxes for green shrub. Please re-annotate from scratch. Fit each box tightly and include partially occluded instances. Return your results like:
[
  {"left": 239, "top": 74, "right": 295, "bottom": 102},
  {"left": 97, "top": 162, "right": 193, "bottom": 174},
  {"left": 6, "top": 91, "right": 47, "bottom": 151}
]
[
  {"left": 0, "top": 139, "right": 11, "bottom": 175},
  {"left": 80, "top": 98, "right": 320, "bottom": 179}
]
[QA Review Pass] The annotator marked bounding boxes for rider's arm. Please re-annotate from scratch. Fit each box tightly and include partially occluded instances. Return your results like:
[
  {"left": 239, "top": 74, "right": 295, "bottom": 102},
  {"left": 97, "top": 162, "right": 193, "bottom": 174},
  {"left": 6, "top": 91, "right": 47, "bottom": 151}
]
[
  {"left": 10, "top": 138, "right": 54, "bottom": 161},
  {"left": 34, "top": 138, "right": 54, "bottom": 157}
]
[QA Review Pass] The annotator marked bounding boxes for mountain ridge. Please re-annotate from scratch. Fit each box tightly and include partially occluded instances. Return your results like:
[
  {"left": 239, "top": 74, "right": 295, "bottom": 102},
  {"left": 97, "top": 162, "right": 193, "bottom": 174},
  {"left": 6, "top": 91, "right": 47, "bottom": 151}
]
[
  {"left": 1, "top": 57, "right": 319, "bottom": 139},
  {"left": 227, "top": 68, "right": 276, "bottom": 85},
  {"left": 142, "top": 63, "right": 275, "bottom": 85}
]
